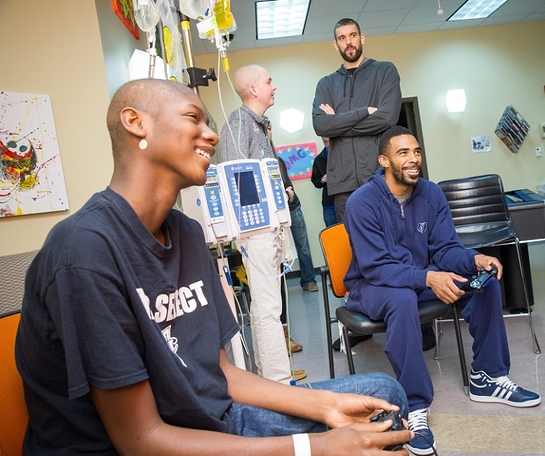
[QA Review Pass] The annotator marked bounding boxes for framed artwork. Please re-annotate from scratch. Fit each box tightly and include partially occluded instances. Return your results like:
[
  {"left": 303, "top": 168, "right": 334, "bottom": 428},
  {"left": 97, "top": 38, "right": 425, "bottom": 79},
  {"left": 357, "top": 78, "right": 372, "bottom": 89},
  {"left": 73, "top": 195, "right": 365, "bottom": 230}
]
[
  {"left": 112, "top": 0, "right": 140, "bottom": 40},
  {"left": 0, "top": 92, "right": 69, "bottom": 217},
  {"left": 275, "top": 142, "right": 317, "bottom": 180}
]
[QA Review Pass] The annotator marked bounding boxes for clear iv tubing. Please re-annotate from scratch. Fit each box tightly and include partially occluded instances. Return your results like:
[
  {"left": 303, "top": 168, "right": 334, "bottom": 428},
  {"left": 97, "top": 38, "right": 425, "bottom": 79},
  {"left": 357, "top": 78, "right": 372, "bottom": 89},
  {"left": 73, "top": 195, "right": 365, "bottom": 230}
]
[
  {"left": 216, "top": 50, "right": 246, "bottom": 161},
  {"left": 215, "top": 46, "right": 294, "bottom": 277},
  {"left": 216, "top": 48, "right": 253, "bottom": 233}
]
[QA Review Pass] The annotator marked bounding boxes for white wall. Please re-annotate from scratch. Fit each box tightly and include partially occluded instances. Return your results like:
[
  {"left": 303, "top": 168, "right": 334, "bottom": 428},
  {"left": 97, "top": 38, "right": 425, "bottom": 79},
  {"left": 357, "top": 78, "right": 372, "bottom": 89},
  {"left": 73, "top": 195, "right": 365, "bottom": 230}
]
[{"left": 195, "top": 21, "right": 545, "bottom": 267}]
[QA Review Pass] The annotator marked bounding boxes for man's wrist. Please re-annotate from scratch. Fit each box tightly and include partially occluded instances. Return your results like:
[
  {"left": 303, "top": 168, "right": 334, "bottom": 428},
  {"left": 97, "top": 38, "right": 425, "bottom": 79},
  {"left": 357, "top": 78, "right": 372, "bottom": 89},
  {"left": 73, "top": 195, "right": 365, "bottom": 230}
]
[
  {"left": 292, "top": 433, "right": 311, "bottom": 456},
  {"left": 425, "top": 270, "right": 434, "bottom": 287}
]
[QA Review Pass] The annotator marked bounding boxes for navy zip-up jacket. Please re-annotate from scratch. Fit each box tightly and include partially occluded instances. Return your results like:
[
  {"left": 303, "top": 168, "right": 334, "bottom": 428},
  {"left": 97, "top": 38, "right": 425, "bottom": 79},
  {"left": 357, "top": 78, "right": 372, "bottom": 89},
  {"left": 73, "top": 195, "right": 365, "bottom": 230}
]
[
  {"left": 344, "top": 170, "right": 478, "bottom": 304},
  {"left": 312, "top": 58, "right": 402, "bottom": 196}
]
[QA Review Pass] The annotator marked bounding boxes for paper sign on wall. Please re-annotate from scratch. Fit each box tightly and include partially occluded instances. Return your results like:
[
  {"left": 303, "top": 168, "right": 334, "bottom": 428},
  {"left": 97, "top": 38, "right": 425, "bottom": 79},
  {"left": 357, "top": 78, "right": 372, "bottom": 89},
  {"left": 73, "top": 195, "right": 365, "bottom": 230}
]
[{"left": 275, "top": 142, "right": 317, "bottom": 180}]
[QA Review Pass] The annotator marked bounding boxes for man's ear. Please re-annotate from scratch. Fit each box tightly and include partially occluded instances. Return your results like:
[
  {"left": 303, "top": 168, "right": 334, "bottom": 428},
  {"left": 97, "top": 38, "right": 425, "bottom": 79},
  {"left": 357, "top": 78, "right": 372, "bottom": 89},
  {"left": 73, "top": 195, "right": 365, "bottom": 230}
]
[
  {"left": 378, "top": 154, "right": 389, "bottom": 169},
  {"left": 332, "top": 40, "right": 339, "bottom": 52},
  {"left": 120, "top": 107, "right": 146, "bottom": 139},
  {"left": 360, "top": 33, "right": 366, "bottom": 46},
  {"left": 249, "top": 84, "right": 258, "bottom": 98}
]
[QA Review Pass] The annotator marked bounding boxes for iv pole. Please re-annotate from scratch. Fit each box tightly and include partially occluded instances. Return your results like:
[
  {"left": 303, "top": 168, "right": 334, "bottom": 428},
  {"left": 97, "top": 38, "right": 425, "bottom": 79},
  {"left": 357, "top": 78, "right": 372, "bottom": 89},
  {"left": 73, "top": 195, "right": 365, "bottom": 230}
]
[{"left": 179, "top": 11, "right": 248, "bottom": 371}]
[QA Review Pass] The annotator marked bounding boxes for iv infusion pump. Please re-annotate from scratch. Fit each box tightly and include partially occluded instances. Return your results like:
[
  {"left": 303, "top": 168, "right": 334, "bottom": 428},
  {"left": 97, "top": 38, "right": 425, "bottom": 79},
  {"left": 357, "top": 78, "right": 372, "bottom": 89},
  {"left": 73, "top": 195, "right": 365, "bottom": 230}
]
[{"left": 180, "top": 158, "right": 291, "bottom": 244}]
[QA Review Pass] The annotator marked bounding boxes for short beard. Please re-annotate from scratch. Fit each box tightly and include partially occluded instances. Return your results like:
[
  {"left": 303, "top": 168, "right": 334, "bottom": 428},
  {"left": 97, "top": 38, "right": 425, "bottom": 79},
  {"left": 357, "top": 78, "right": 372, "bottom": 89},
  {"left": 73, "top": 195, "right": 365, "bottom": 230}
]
[
  {"left": 392, "top": 166, "right": 420, "bottom": 187},
  {"left": 339, "top": 44, "right": 363, "bottom": 63}
]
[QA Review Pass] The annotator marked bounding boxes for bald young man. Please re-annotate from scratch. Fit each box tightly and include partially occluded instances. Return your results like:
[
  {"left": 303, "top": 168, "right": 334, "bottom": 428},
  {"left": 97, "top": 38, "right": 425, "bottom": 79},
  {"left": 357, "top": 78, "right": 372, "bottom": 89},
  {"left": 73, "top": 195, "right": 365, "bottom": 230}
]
[
  {"left": 219, "top": 65, "right": 294, "bottom": 383},
  {"left": 16, "top": 79, "right": 411, "bottom": 455},
  {"left": 221, "top": 64, "right": 276, "bottom": 162}
]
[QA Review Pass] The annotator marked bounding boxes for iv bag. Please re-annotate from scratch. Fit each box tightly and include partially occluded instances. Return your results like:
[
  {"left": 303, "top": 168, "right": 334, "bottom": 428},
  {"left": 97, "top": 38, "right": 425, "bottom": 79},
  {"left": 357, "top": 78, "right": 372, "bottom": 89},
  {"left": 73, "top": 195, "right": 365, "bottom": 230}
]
[
  {"left": 179, "top": 0, "right": 208, "bottom": 19},
  {"left": 157, "top": 0, "right": 187, "bottom": 81},
  {"left": 132, "top": 0, "right": 160, "bottom": 33}
]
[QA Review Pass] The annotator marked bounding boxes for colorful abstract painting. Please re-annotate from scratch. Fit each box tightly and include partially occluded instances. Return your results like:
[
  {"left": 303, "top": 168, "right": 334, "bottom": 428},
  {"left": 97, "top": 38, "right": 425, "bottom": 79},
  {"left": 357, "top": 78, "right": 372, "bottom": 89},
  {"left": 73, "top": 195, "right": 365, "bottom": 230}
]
[
  {"left": 275, "top": 142, "right": 317, "bottom": 180},
  {"left": 0, "top": 92, "right": 69, "bottom": 217},
  {"left": 112, "top": 0, "right": 140, "bottom": 40}
]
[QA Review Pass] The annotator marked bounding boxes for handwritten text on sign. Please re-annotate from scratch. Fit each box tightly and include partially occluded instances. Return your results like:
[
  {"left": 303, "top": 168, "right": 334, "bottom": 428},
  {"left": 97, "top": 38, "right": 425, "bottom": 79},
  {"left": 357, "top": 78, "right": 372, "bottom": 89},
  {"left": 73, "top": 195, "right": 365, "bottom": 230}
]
[{"left": 275, "top": 142, "right": 317, "bottom": 180}]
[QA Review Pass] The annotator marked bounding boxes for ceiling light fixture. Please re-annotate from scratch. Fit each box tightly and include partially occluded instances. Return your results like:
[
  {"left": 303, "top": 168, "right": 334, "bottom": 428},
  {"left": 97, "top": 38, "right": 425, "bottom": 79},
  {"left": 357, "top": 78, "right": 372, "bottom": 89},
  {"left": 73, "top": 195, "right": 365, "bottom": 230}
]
[
  {"left": 437, "top": 0, "right": 444, "bottom": 16},
  {"left": 256, "top": 0, "right": 311, "bottom": 40},
  {"left": 448, "top": 0, "right": 508, "bottom": 21}
]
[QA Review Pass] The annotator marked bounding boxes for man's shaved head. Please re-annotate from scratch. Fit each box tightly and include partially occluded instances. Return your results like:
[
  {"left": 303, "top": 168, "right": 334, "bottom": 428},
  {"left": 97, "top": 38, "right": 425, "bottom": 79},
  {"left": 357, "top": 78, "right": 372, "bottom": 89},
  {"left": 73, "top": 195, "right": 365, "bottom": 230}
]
[
  {"left": 107, "top": 79, "right": 195, "bottom": 152},
  {"left": 233, "top": 64, "right": 266, "bottom": 101}
]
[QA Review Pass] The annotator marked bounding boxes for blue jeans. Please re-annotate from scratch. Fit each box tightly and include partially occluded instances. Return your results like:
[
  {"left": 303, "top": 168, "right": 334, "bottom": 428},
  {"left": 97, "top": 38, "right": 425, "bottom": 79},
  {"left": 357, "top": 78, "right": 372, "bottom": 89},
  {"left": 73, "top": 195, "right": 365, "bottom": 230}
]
[
  {"left": 228, "top": 372, "right": 408, "bottom": 436},
  {"left": 323, "top": 205, "right": 337, "bottom": 227},
  {"left": 290, "top": 208, "right": 316, "bottom": 287}
]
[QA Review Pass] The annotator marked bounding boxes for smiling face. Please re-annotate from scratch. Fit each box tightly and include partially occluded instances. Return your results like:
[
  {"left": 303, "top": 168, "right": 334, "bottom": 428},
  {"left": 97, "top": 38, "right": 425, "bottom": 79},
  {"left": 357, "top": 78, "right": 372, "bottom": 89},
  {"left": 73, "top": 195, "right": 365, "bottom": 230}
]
[
  {"left": 147, "top": 88, "right": 218, "bottom": 188},
  {"left": 333, "top": 24, "right": 365, "bottom": 66},
  {"left": 379, "top": 134, "right": 422, "bottom": 196}
]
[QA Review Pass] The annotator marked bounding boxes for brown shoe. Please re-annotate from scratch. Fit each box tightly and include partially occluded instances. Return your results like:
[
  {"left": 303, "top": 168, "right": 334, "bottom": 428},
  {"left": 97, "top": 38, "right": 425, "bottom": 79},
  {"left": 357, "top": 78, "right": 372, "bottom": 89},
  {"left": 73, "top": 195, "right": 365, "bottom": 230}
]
[
  {"left": 292, "top": 369, "right": 307, "bottom": 381},
  {"left": 303, "top": 282, "right": 319, "bottom": 292},
  {"left": 283, "top": 325, "right": 302, "bottom": 353}
]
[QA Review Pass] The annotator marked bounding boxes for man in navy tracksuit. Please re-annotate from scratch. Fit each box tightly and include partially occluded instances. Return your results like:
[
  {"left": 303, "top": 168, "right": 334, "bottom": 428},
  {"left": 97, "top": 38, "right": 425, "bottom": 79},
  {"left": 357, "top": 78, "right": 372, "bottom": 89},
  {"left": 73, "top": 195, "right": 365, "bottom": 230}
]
[{"left": 344, "top": 125, "right": 541, "bottom": 455}]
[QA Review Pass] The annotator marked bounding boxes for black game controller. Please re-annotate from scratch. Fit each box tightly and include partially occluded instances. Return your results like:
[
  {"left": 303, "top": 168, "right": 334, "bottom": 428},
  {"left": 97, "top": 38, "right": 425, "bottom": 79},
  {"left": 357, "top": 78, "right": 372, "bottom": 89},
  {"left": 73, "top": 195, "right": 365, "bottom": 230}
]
[
  {"left": 462, "top": 266, "right": 498, "bottom": 292},
  {"left": 370, "top": 411, "right": 407, "bottom": 451}
]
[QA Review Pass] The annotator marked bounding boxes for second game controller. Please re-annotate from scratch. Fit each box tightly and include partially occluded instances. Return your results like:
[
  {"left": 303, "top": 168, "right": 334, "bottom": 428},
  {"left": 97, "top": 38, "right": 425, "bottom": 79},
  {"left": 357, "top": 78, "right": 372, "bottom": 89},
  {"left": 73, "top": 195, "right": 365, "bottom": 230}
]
[{"left": 461, "top": 266, "right": 498, "bottom": 292}]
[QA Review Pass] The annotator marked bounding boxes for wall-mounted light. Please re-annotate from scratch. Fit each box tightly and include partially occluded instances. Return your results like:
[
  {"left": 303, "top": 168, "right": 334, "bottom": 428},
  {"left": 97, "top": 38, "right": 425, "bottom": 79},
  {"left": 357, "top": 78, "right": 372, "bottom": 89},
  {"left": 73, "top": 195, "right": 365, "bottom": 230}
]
[
  {"left": 446, "top": 89, "right": 467, "bottom": 113},
  {"left": 279, "top": 108, "right": 304, "bottom": 133}
]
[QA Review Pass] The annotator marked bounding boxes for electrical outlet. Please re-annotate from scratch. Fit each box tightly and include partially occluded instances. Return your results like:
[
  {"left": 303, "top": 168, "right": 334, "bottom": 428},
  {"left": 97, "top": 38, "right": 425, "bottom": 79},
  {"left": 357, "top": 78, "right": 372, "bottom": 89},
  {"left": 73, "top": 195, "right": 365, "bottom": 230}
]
[{"left": 537, "top": 147, "right": 543, "bottom": 157}]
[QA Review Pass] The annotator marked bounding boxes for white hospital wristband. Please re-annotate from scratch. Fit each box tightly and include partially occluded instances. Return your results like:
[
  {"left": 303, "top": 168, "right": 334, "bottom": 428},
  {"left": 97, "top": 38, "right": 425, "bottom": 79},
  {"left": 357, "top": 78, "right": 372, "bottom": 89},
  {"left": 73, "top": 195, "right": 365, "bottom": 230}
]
[{"left": 292, "top": 433, "right": 311, "bottom": 456}]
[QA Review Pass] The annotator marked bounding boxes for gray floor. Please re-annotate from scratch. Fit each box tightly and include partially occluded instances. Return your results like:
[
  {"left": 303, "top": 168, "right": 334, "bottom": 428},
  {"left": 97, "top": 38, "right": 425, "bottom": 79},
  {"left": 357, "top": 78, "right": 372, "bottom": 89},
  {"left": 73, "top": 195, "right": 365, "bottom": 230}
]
[{"left": 273, "top": 242, "right": 545, "bottom": 455}]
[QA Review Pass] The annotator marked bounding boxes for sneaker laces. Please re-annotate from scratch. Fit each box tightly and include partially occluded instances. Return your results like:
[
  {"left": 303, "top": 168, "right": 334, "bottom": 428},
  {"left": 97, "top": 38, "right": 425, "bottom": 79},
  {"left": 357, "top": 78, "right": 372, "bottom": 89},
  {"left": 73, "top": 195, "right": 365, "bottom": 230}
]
[
  {"left": 408, "top": 408, "right": 429, "bottom": 432},
  {"left": 492, "top": 375, "right": 518, "bottom": 392}
]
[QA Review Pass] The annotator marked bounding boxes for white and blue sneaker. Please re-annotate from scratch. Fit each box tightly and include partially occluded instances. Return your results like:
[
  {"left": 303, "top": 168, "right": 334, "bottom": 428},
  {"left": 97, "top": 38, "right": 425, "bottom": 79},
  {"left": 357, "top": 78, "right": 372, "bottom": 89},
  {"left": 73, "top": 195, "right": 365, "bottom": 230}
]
[
  {"left": 469, "top": 370, "right": 541, "bottom": 407},
  {"left": 406, "top": 408, "right": 436, "bottom": 455}
]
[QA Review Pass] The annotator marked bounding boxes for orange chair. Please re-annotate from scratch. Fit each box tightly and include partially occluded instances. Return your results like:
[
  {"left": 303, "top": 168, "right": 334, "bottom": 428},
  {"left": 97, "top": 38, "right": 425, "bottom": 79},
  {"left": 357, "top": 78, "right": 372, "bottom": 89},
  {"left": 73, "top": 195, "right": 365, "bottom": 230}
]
[
  {"left": 319, "top": 223, "right": 469, "bottom": 392},
  {"left": 0, "top": 311, "right": 27, "bottom": 456}
]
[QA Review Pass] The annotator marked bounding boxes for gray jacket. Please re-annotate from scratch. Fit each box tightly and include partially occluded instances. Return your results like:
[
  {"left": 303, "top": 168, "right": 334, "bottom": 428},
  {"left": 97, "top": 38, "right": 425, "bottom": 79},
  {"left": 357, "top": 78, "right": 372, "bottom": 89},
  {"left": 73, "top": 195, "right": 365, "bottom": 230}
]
[
  {"left": 220, "top": 105, "right": 273, "bottom": 162},
  {"left": 312, "top": 58, "right": 402, "bottom": 196}
]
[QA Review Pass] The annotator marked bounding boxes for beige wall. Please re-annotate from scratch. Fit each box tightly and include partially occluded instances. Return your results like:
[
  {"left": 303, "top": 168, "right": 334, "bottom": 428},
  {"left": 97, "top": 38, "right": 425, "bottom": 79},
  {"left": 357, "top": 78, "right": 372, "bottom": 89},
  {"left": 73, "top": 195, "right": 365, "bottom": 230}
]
[
  {"left": 196, "top": 21, "right": 545, "bottom": 267},
  {"left": 2, "top": 3, "right": 544, "bottom": 268},
  {"left": 0, "top": 0, "right": 142, "bottom": 256}
]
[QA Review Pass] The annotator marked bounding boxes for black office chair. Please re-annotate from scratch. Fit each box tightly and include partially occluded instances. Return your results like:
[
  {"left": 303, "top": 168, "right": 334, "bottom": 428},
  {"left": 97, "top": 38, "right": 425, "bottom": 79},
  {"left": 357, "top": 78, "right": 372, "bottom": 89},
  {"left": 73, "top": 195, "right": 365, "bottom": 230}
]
[
  {"left": 319, "top": 223, "right": 470, "bottom": 392},
  {"left": 438, "top": 174, "right": 541, "bottom": 354}
]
